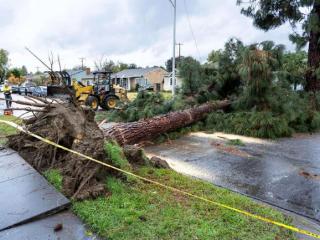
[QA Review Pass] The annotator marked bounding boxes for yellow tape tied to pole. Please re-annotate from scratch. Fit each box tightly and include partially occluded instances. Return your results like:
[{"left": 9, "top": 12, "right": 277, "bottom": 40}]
[{"left": 0, "top": 119, "right": 319, "bottom": 239}]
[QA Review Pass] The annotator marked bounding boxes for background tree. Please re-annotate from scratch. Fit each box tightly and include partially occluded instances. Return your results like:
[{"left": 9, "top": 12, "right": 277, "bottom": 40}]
[
  {"left": 165, "top": 56, "right": 185, "bottom": 72},
  {"left": 95, "top": 57, "right": 138, "bottom": 73},
  {"left": 237, "top": 0, "right": 320, "bottom": 92},
  {"left": 207, "top": 38, "right": 244, "bottom": 97},
  {"left": 179, "top": 56, "right": 202, "bottom": 95},
  {"left": 95, "top": 58, "right": 116, "bottom": 72},
  {"left": 0, "top": 49, "right": 9, "bottom": 83},
  {"left": 112, "top": 62, "right": 128, "bottom": 73},
  {"left": 20, "top": 65, "right": 28, "bottom": 76},
  {"left": 282, "top": 51, "right": 307, "bottom": 90},
  {"left": 127, "top": 63, "right": 137, "bottom": 69},
  {"left": 6, "top": 68, "right": 22, "bottom": 79},
  {"left": 238, "top": 41, "right": 285, "bottom": 110}
]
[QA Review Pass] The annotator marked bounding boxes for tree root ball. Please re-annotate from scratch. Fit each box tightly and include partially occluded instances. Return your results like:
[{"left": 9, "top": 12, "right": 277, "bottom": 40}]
[{"left": 8, "top": 103, "right": 110, "bottom": 200}]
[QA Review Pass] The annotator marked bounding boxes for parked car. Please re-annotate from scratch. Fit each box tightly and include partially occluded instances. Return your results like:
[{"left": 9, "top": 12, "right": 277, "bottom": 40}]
[
  {"left": 18, "top": 86, "right": 34, "bottom": 95},
  {"left": 32, "top": 86, "right": 47, "bottom": 97},
  {"left": 138, "top": 83, "right": 154, "bottom": 91},
  {"left": 11, "top": 85, "right": 20, "bottom": 93}
]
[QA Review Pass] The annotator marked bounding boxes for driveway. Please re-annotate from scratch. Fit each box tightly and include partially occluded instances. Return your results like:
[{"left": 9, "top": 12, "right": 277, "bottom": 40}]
[{"left": 145, "top": 132, "right": 320, "bottom": 222}]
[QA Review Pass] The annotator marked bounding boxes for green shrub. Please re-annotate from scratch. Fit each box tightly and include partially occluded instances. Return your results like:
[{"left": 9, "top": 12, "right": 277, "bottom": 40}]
[{"left": 310, "top": 111, "right": 320, "bottom": 130}]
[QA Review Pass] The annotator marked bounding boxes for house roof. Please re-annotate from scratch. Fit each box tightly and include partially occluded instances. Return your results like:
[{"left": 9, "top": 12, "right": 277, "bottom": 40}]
[
  {"left": 67, "top": 70, "right": 94, "bottom": 80},
  {"left": 111, "top": 67, "right": 165, "bottom": 79}
]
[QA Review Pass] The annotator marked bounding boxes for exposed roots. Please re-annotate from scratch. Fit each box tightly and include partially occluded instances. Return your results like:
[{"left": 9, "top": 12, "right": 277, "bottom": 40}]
[{"left": 8, "top": 102, "right": 109, "bottom": 200}]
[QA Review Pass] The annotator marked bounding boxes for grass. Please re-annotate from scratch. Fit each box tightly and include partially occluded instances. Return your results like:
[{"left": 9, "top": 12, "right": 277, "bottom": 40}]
[
  {"left": 104, "top": 141, "right": 131, "bottom": 171},
  {"left": 227, "top": 139, "right": 245, "bottom": 146},
  {"left": 73, "top": 167, "right": 296, "bottom": 240},
  {"left": 0, "top": 115, "right": 21, "bottom": 145},
  {"left": 44, "top": 169, "right": 63, "bottom": 191}
]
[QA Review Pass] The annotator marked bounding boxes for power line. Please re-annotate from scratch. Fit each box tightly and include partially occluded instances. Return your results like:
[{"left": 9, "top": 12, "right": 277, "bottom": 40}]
[
  {"left": 183, "top": 0, "right": 202, "bottom": 62},
  {"left": 167, "top": 0, "right": 175, "bottom": 7}
]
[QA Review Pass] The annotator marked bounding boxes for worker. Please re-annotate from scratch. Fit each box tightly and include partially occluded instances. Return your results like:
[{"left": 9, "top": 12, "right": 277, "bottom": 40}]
[{"left": 1, "top": 80, "right": 12, "bottom": 108}]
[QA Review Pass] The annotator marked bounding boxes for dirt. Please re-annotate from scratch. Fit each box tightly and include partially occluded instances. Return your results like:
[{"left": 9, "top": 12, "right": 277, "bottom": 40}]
[
  {"left": 8, "top": 102, "right": 110, "bottom": 200},
  {"left": 211, "top": 141, "right": 252, "bottom": 158},
  {"left": 299, "top": 170, "right": 320, "bottom": 180}
]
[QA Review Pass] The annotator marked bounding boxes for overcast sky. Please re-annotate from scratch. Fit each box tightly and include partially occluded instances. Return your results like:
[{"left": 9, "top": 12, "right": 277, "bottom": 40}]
[{"left": 0, "top": 0, "right": 294, "bottom": 72}]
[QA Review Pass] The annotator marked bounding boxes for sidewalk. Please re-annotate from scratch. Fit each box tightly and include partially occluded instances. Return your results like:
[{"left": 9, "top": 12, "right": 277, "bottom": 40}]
[{"left": 0, "top": 148, "right": 99, "bottom": 240}]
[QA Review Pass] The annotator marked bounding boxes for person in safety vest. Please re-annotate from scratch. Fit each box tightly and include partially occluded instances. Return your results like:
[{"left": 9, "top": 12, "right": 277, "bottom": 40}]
[{"left": 1, "top": 80, "right": 12, "bottom": 108}]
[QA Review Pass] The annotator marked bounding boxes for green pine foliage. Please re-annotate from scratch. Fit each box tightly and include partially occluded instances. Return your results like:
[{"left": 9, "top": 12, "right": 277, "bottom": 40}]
[
  {"left": 237, "top": 0, "right": 320, "bottom": 92},
  {"left": 206, "top": 38, "right": 244, "bottom": 98},
  {"left": 113, "top": 91, "right": 191, "bottom": 122},
  {"left": 95, "top": 38, "right": 319, "bottom": 139},
  {"left": 206, "top": 111, "right": 292, "bottom": 139}
]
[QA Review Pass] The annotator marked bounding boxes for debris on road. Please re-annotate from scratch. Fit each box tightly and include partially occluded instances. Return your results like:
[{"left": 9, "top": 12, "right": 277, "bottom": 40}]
[{"left": 211, "top": 141, "right": 252, "bottom": 158}]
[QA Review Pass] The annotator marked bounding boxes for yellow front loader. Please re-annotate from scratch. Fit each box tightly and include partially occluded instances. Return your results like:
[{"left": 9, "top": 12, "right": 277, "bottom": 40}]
[{"left": 47, "top": 71, "right": 128, "bottom": 111}]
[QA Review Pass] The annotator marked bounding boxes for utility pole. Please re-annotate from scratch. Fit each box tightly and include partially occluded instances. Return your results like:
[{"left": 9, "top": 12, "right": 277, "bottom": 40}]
[
  {"left": 170, "top": 0, "right": 176, "bottom": 96},
  {"left": 176, "top": 42, "right": 183, "bottom": 60},
  {"left": 79, "top": 57, "right": 85, "bottom": 70}
]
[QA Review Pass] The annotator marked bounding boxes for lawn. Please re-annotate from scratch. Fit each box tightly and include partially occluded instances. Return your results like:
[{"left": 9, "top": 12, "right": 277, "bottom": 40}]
[
  {"left": 0, "top": 115, "right": 20, "bottom": 145},
  {"left": 73, "top": 167, "right": 295, "bottom": 240}
]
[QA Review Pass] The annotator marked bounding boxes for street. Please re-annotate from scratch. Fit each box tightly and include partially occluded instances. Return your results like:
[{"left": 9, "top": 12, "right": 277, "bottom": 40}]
[{"left": 145, "top": 132, "right": 320, "bottom": 221}]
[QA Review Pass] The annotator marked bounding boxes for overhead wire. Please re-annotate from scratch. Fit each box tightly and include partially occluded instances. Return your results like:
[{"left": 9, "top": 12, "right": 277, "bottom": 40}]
[{"left": 183, "top": 0, "right": 202, "bottom": 62}]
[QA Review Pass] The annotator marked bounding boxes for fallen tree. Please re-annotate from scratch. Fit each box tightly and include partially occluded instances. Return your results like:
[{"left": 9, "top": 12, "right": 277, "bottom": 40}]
[
  {"left": 7, "top": 98, "right": 108, "bottom": 200},
  {"left": 103, "top": 100, "right": 230, "bottom": 145},
  {"left": 6, "top": 97, "right": 229, "bottom": 199}
]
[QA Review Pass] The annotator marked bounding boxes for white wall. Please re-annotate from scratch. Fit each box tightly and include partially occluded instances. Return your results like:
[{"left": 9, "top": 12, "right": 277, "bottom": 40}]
[{"left": 163, "top": 76, "right": 182, "bottom": 91}]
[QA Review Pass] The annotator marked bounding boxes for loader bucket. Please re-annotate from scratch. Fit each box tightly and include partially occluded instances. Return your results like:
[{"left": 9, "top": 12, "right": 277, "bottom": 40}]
[{"left": 47, "top": 86, "right": 75, "bottom": 99}]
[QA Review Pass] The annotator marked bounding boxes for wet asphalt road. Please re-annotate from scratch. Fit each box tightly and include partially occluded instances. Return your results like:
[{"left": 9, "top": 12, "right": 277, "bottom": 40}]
[{"left": 145, "top": 132, "right": 320, "bottom": 222}]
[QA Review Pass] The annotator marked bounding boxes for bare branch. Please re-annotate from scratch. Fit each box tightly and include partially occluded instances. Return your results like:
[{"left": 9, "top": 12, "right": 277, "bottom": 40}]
[
  {"left": 0, "top": 98, "right": 50, "bottom": 108},
  {"left": 1, "top": 107, "right": 48, "bottom": 112}
]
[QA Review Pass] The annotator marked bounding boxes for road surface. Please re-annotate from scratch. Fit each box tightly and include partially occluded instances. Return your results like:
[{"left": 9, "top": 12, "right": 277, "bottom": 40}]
[{"left": 145, "top": 131, "right": 320, "bottom": 238}]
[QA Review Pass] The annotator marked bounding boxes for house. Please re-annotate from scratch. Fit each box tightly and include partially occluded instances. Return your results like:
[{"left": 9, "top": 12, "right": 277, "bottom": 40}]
[
  {"left": 111, "top": 67, "right": 168, "bottom": 91},
  {"left": 163, "top": 70, "right": 183, "bottom": 91},
  {"left": 67, "top": 68, "right": 95, "bottom": 85}
]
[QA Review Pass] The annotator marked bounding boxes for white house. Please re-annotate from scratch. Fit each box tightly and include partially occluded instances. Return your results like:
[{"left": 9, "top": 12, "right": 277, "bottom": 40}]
[
  {"left": 111, "top": 67, "right": 168, "bottom": 91},
  {"left": 163, "top": 70, "right": 182, "bottom": 91},
  {"left": 67, "top": 68, "right": 95, "bottom": 85}
]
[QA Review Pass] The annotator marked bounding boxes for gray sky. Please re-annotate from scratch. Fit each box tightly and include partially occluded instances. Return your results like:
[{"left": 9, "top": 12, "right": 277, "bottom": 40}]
[{"left": 0, "top": 0, "right": 294, "bottom": 72}]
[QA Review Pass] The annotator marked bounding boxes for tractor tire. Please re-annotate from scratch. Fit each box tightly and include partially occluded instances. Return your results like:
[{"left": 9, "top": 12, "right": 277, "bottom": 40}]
[
  {"left": 86, "top": 96, "right": 99, "bottom": 111},
  {"left": 101, "top": 95, "right": 118, "bottom": 110}
]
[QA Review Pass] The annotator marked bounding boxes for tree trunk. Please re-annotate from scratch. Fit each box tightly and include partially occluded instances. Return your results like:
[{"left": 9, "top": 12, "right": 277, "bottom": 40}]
[
  {"left": 103, "top": 100, "right": 230, "bottom": 145},
  {"left": 306, "top": 2, "right": 320, "bottom": 92}
]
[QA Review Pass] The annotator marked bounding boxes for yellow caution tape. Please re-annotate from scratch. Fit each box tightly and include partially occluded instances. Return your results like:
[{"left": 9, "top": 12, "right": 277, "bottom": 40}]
[{"left": 1, "top": 119, "right": 319, "bottom": 239}]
